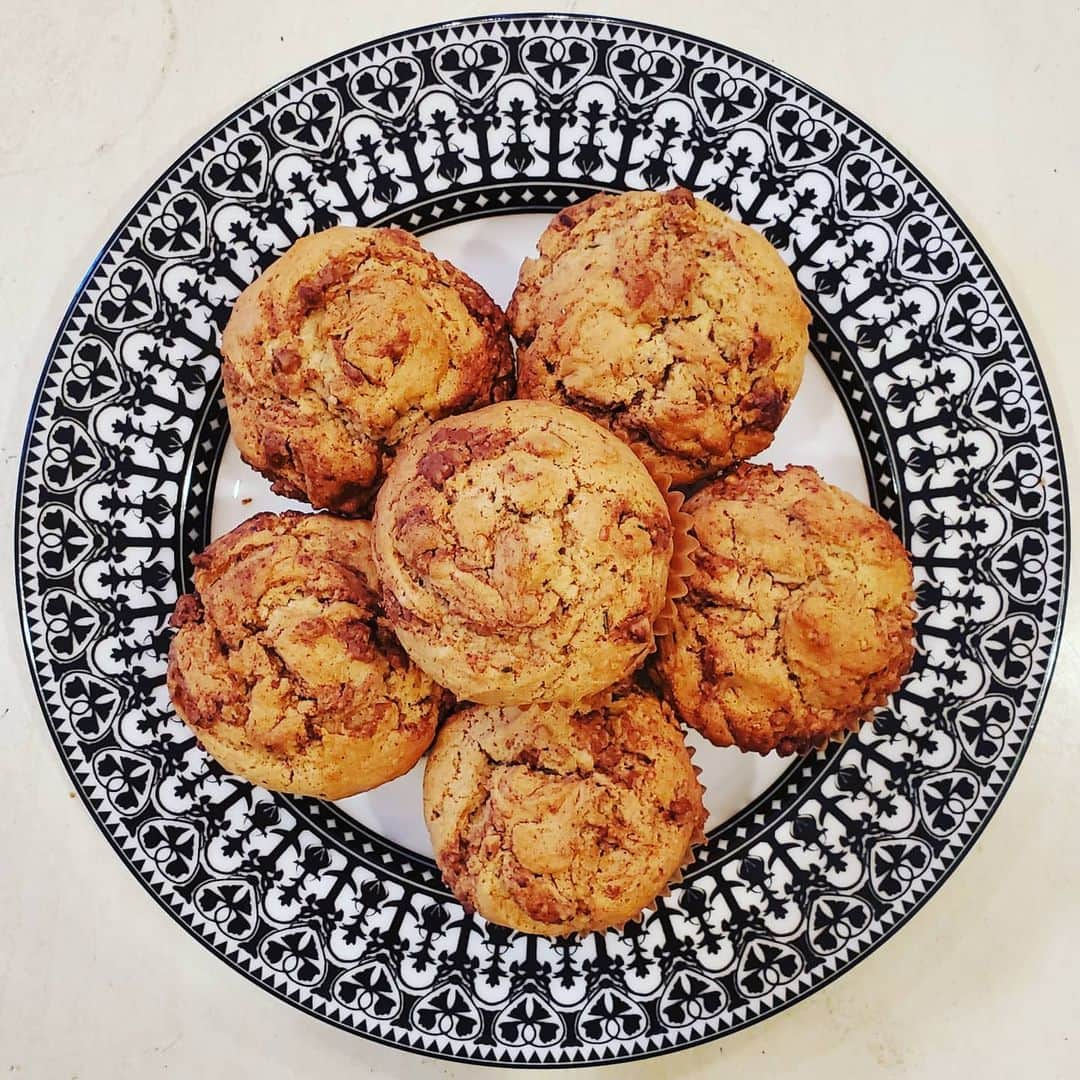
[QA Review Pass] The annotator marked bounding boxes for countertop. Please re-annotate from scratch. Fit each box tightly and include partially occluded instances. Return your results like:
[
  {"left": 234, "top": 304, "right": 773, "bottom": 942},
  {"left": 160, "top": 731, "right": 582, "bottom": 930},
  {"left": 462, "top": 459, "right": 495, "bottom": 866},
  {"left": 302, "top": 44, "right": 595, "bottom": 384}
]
[{"left": 1, "top": 1, "right": 1077, "bottom": 1076}]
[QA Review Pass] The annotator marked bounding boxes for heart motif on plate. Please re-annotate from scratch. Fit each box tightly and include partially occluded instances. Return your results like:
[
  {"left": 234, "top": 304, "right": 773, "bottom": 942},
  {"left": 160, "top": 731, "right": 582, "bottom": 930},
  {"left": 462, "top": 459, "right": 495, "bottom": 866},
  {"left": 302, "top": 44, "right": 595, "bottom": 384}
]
[
  {"left": 838, "top": 152, "right": 904, "bottom": 217},
  {"left": 37, "top": 504, "right": 97, "bottom": 578},
  {"left": 953, "top": 695, "right": 1016, "bottom": 763},
  {"left": 869, "top": 837, "right": 931, "bottom": 900},
  {"left": 578, "top": 987, "right": 649, "bottom": 1041},
  {"left": 142, "top": 191, "right": 207, "bottom": 259},
  {"left": 43, "top": 419, "right": 103, "bottom": 493},
  {"left": 137, "top": 818, "right": 201, "bottom": 883},
  {"left": 350, "top": 56, "right": 424, "bottom": 119},
  {"left": 658, "top": 971, "right": 728, "bottom": 1027},
  {"left": 333, "top": 960, "right": 403, "bottom": 1020},
  {"left": 94, "top": 260, "right": 157, "bottom": 330},
  {"left": 985, "top": 444, "right": 1045, "bottom": 519},
  {"left": 990, "top": 528, "right": 1049, "bottom": 602},
  {"left": 917, "top": 769, "right": 980, "bottom": 836},
  {"left": 980, "top": 614, "right": 1040, "bottom": 686},
  {"left": 735, "top": 939, "right": 803, "bottom": 998},
  {"left": 806, "top": 894, "right": 872, "bottom": 955},
  {"left": 58, "top": 670, "right": 122, "bottom": 742},
  {"left": 970, "top": 360, "right": 1031, "bottom": 434},
  {"left": 768, "top": 103, "right": 838, "bottom": 167},
  {"left": 201, "top": 133, "right": 268, "bottom": 199},
  {"left": 40, "top": 587, "right": 102, "bottom": 661},
  {"left": 691, "top": 69, "right": 763, "bottom": 129},
  {"left": 895, "top": 212, "right": 959, "bottom": 281},
  {"left": 606, "top": 43, "right": 682, "bottom": 106},
  {"left": 940, "top": 283, "right": 1003, "bottom": 356},
  {"left": 433, "top": 40, "right": 509, "bottom": 101},
  {"left": 91, "top": 748, "right": 154, "bottom": 815},
  {"left": 271, "top": 87, "right": 342, "bottom": 152},
  {"left": 259, "top": 926, "right": 327, "bottom": 986},
  {"left": 520, "top": 35, "right": 596, "bottom": 95},
  {"left": 494, "top": 992, "right": 566, "bottom": 1046},
  {"left": 412, "top": 984, "right": 482, "bottom": 1040},
  {"left": 193, "top": 878, "right": 259, "bottom": 941},
  {"left": 60, "top": 336, "right": 123, "bottom": 409}
]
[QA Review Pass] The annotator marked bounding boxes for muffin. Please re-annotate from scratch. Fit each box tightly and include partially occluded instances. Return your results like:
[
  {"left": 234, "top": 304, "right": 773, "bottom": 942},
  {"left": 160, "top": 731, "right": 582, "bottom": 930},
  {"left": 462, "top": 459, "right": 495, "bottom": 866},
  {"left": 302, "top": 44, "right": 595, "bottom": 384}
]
[
  {"left": 221, "top": 225, "right": 513, "bottom": 515},
  {"left": 509, "top": 187, "right": 810, "bottom": 486},
  {"left": 372, "top": 400, "right": 674, "bottom": 705},
  {"left": 653, "top": 464, "right": 915, "bottom": 755},
  {"left": 423, "top": 686, "right": 706, "bottom": 935},
  {"left": 167, "top": 512, "right": 449, "bottom": 799}
]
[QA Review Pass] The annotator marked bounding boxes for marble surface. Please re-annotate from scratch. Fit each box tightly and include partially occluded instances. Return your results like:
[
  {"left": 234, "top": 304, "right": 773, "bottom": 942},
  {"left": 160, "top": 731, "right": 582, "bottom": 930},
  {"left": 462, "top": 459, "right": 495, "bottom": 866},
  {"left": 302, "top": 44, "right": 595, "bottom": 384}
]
[{"left": 1, "top": 1, "right": 1077, "bottom": 1076}]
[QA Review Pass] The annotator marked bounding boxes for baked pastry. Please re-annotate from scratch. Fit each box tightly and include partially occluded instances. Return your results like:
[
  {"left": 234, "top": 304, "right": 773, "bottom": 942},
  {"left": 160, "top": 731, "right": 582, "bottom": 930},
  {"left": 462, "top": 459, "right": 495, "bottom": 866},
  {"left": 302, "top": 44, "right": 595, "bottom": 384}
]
[
  {"left": 509, "top": 187, "right": 810, "bottom": 486},
  {"left": 653, "top": 464, "right": 914, "bottom": 754},
  {"left": 167, "top": 512, "right": 448, "bottom": 799},
  {"left": 221, "top": 225, "right": 513, "bottom": 515},
  {"left": 423, "top": 686, "right": 705, "bottom": 935},
  {"left": 372, "top": 400, "right": 674, "bottom": 705}
]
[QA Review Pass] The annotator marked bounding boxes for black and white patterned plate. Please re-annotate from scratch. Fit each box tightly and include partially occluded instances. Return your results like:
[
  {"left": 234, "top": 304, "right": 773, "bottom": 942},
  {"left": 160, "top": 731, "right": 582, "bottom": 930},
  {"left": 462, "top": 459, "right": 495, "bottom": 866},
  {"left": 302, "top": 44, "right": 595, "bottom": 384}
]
[{"left": 16, "top": 14, "right": 1068, "bottom": 1066}]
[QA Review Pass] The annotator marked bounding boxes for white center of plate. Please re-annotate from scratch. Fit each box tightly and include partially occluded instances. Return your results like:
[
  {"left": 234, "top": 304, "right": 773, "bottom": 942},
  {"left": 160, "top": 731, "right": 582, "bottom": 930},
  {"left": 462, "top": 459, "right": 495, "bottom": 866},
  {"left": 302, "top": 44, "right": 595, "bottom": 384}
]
[{"left": 211, "top": 212, "right": 868, "bottom": 857}]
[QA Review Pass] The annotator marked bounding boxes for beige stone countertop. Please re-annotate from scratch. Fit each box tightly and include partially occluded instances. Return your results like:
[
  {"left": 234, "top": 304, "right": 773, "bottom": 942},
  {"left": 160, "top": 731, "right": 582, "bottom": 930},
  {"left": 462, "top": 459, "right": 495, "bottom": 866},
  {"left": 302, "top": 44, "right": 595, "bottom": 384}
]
[{"left": 1, "top": 1, "right": 1076, "bottom": 1077}]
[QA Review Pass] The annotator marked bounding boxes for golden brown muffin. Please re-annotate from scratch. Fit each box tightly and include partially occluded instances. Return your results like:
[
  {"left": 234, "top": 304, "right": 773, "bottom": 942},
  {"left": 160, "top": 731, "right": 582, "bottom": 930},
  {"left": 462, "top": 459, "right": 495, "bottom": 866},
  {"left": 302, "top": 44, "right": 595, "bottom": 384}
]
[
  {"left": 423, "top": 686, "right": 705, "bottom": 935},
  {"left": 221, "top": 225, "right": 513, "bottom": 515},
  {"left": 509, "top": 188, "right": 810, "bottom": 486},
  {"left": 167, "top": 512, "right": 449, "bottom": 799},
  {"left": 653, "top": 464, "right": 915, "bottom": 755},
  {"left": 372, "top": 400, "right": 674, "bottom": 705}
]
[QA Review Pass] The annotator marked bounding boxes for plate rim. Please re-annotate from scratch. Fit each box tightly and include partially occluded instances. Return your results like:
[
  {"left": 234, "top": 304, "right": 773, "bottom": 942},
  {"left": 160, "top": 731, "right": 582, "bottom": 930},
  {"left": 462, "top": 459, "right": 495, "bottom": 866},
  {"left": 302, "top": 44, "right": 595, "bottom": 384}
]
[{"left": 14, "top": 11, "right": 1071, "bottom": 1067}]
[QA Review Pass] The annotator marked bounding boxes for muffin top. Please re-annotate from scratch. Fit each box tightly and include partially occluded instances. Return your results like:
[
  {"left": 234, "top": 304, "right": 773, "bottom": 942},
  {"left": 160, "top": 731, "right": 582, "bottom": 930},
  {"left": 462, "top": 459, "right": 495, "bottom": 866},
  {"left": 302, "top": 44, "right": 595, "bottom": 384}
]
[
  {"left": 654, "top": 464, "right": 915, "bottom": 755},
  {"left": 221, "top": 225, "right": 513, "bottom": 515},
  {"left": 509, "top": 188, "right": 810, "bottom": 486},
  {"left": 167, "top": 512, "right": 448, "bottom": 799},
  {"left": 423, "top": 686, "right": 705, "bottom": 935},
  {"left": 372, "top": 400, "right": 674, "bottom": 705}
]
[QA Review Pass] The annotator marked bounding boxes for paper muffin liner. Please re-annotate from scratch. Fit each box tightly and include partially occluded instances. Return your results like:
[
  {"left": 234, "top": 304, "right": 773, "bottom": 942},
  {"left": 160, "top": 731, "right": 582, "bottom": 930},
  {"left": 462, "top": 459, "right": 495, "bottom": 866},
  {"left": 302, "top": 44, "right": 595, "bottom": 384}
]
[
  {"left": 719, "top": 708, "right": 874, "bottom": 758},
  {"left": 830, "top": 709, "right": 878, "bottom": 746},
  {"left": 651, "top": 472, "right": 699, "bottom": 640}
]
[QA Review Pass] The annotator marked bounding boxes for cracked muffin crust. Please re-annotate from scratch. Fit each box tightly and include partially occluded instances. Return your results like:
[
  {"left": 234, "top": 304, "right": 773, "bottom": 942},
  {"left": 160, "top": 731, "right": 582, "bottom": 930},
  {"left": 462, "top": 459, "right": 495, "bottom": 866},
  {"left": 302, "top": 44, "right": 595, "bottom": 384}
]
[
  {"left": 509, "top": 188, "right": 810, "bottom": 486},
  {"left": 372, "top": 400, "right": 674, "bottom": 705},
  {"left": 653, "top": 464, "right": 915, "bottom": 754},
  {"left": 167, "top": 512, "right": 449, "bottom": 799},
  {"left": 423, "top": 686, "right": 705, "bottom": 935},
  {"left": 221, "top": 225, "right": 513, "bottom": 515}
]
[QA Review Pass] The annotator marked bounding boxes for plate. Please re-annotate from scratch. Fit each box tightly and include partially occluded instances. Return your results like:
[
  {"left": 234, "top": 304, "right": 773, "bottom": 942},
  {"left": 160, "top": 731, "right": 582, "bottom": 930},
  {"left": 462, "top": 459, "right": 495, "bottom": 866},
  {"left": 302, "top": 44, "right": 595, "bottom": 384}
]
[{"left": 16, "top": 14, "right": 1068, "bottom": 1067}]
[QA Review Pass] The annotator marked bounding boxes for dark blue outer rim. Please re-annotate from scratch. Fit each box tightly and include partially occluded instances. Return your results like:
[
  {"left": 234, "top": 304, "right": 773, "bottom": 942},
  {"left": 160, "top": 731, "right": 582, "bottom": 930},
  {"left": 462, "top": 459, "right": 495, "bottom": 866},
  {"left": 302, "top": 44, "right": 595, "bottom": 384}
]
[{"left": 14, "top": 11, "right": 1071, "bottom": 1068}]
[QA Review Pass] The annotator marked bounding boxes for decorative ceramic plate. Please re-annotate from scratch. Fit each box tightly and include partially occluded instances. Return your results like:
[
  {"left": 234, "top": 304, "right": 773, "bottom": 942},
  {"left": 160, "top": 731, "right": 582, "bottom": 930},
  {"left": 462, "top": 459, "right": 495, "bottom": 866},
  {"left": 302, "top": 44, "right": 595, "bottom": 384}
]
[{"left": 17, "top": 13, "right": 1068, "bottom": 1066}]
